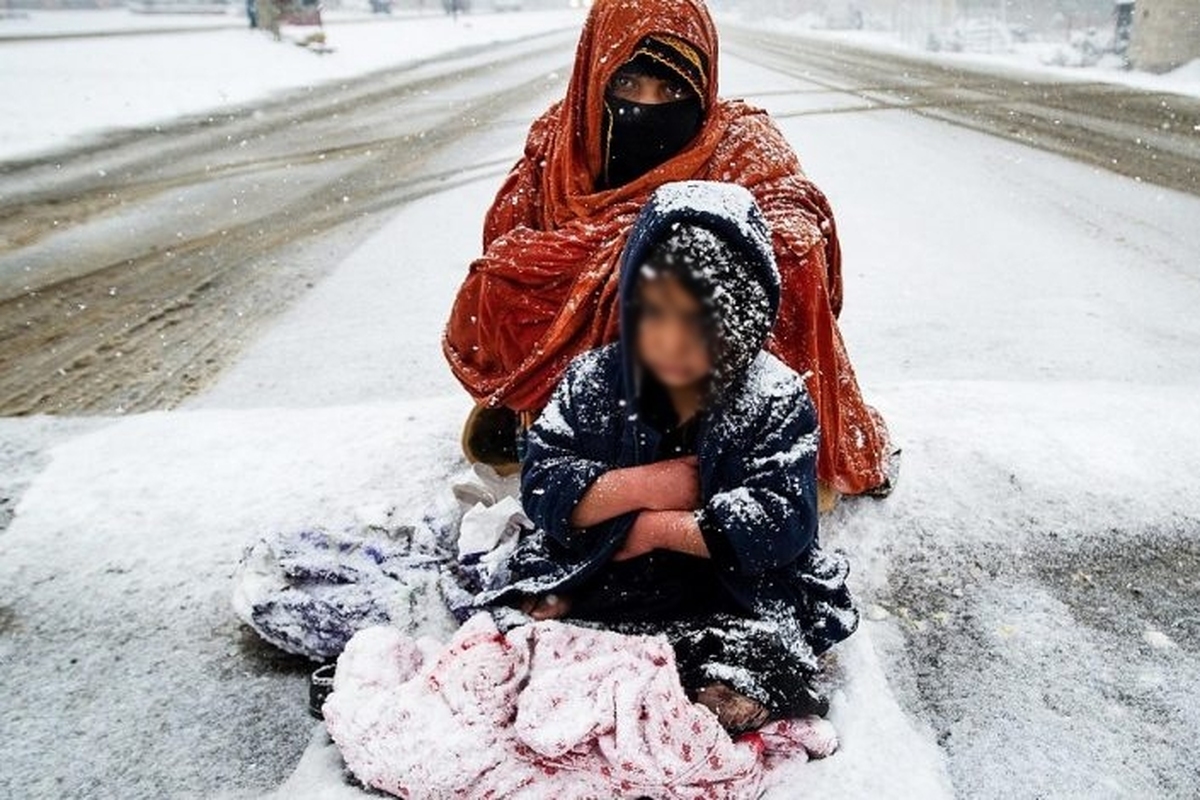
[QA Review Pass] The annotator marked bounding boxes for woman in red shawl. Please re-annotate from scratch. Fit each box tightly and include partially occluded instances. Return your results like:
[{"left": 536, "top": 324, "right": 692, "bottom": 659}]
[{"left": 443, "top": 0, "right": 896, "bottom": 506}]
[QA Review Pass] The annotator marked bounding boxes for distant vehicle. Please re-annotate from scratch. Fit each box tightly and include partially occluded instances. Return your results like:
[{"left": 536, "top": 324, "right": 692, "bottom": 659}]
[
  {"left": 370, "top": 0, "right": 393, "bottom": 13},
  {"left": 493, "top": 0, "right": 523, "bottom": 11},
  {"left": 443, "top": 0, "right": 472, "bottom": 14}
]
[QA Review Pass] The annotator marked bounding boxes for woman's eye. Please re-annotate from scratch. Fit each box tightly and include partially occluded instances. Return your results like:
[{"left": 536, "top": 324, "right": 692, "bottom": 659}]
[{"left": 666, "top": 83, "right": 688, "bottom": 100}]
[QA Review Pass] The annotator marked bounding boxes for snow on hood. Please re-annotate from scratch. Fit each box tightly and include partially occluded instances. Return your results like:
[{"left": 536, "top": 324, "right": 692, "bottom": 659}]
[{"left": 617, "top": 180, "right": 781, "bottom": 404}]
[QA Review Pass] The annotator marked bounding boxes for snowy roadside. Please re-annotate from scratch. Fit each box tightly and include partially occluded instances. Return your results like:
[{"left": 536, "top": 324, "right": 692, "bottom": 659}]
[
  {"left": 3, "top": 21, "right": 1200, "bottom": 800},
  {"left": 0, "top": 8, "right": 584, "bottom": 162},
  {"left": 719, "top": 12, "right": 1200, "bottom": 100},
  {"left": 0, "top": 178, "right": 486, "bottom": 797}
]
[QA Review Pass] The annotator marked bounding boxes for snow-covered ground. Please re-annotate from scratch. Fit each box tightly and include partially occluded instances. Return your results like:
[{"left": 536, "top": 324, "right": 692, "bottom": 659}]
[
  {"left": 4, "top": 13, "right": 1200, "bottom": 800},
  {"left": 733, "top": 51, "right": 1200, "bottom": 796},
  {"left": 721, "top": 11, "right": 1200, "bottom": 100},
  {"left": 0, "top": 8, "right": 583, "bottom": 161}
]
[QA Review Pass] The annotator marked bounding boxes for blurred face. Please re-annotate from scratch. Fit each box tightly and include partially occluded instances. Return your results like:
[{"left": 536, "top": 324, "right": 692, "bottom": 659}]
[
  {"left": 607, "top": 65, "right": 696, "bottom": 105},
  {"left": 635, "top": 274, "right": 712, "bottom": 389}
]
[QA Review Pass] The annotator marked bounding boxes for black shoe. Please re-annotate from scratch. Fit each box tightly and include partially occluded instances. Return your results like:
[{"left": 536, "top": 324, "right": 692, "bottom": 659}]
[{"left": 864, "top": 448, "right": 902, "bottom": 499}]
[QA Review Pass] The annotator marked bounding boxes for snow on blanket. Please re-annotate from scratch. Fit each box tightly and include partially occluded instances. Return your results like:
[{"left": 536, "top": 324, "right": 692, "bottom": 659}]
[
  {"left": 322, "top": 613, "right": 838, "bottom": 799},
  {"left": 231, "top": 523, "right": 458, "bottom": 661},
  {"left": 230, "top": 464, "right": 525, "bottom": 660}
]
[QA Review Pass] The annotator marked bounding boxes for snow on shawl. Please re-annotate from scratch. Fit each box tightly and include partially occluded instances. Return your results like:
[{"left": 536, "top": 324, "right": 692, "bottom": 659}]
[{"left": 323, "top": 613, "right": 838, "bottom": 799}]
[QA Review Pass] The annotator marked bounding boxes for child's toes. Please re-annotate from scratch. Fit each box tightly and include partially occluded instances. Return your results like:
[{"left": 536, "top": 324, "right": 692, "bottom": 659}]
[
  {"left": 529, "top": 593, "right": 572, "bottom": 620},
  {"left": 695, "top": 683, "right": 770, "bottom": 733}
]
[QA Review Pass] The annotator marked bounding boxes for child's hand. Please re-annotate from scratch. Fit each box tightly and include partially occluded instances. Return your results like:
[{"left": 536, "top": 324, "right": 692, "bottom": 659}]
[
  {"left": 569, "top": 457, "right": 700, "bottom": 529},
  {"left": 640, "top": 456, "right": 702, "bottom": 511},
  {"left": 612, "top": 517, "right": 659, "bottom": 561},
  {"left": 613, "top": 510, "right": 710, "bottom": 562}
]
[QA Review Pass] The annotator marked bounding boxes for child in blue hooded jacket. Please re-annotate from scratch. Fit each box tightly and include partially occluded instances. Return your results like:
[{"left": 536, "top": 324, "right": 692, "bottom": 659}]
[{"left": 483, "top": 180, "right": 858, "bottom": 733}]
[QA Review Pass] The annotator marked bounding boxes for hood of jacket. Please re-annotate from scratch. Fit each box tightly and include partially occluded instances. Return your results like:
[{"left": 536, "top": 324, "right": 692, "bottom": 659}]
[{"left": 617, "top": 180, "right": 780, "bottom": 409}]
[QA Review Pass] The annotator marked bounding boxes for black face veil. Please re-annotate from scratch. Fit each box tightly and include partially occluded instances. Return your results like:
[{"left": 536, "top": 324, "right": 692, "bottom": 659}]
[
  {"left": 602, "top": 96, "right": 704, "bottom": 189},
  {"left": 600, "top": 36, "right": 709, "bottom": 190}
]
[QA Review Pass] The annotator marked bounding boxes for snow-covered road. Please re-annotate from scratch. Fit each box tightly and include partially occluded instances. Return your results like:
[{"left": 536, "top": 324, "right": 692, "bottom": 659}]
[
  {"left": 0, "top": 24, "right": 580, "bottom": 415},
  {"left": 723, "top": 25, "right": 1200, "bottom": 197},
  {"left": 3, "top": 17, "right": 1200, "bottom": 800}
]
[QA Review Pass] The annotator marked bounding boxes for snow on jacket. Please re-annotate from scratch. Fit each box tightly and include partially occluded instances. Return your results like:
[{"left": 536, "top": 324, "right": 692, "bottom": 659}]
[
  {"left": 480, "top": 182, "right": 858, "bottom": 655},
  {"left": 322, "top": 613, "right": 838, "bottom": 800}
]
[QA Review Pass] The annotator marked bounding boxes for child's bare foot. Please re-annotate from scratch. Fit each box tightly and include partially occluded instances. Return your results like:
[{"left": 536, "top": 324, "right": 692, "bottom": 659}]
[
  {"left": 518, "top": 593, "right": 572, "bottom": 620},
  {"left": 695, "top": 682, "right": 770, "bottom": 733}
]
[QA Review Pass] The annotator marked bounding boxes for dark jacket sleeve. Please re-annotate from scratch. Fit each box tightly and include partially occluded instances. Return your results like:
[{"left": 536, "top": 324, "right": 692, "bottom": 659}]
[
  {"left": 520, "top": 353, "right": 633, "bottom": 556},
  {"left": 699, "top": 374, "right": 820, "bottom": 577}
]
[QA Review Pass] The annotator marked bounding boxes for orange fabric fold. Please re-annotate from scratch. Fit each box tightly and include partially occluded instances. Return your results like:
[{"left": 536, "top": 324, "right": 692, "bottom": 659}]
[{"left": 443, "top": 0, "right": 888, "bottom": 495}]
